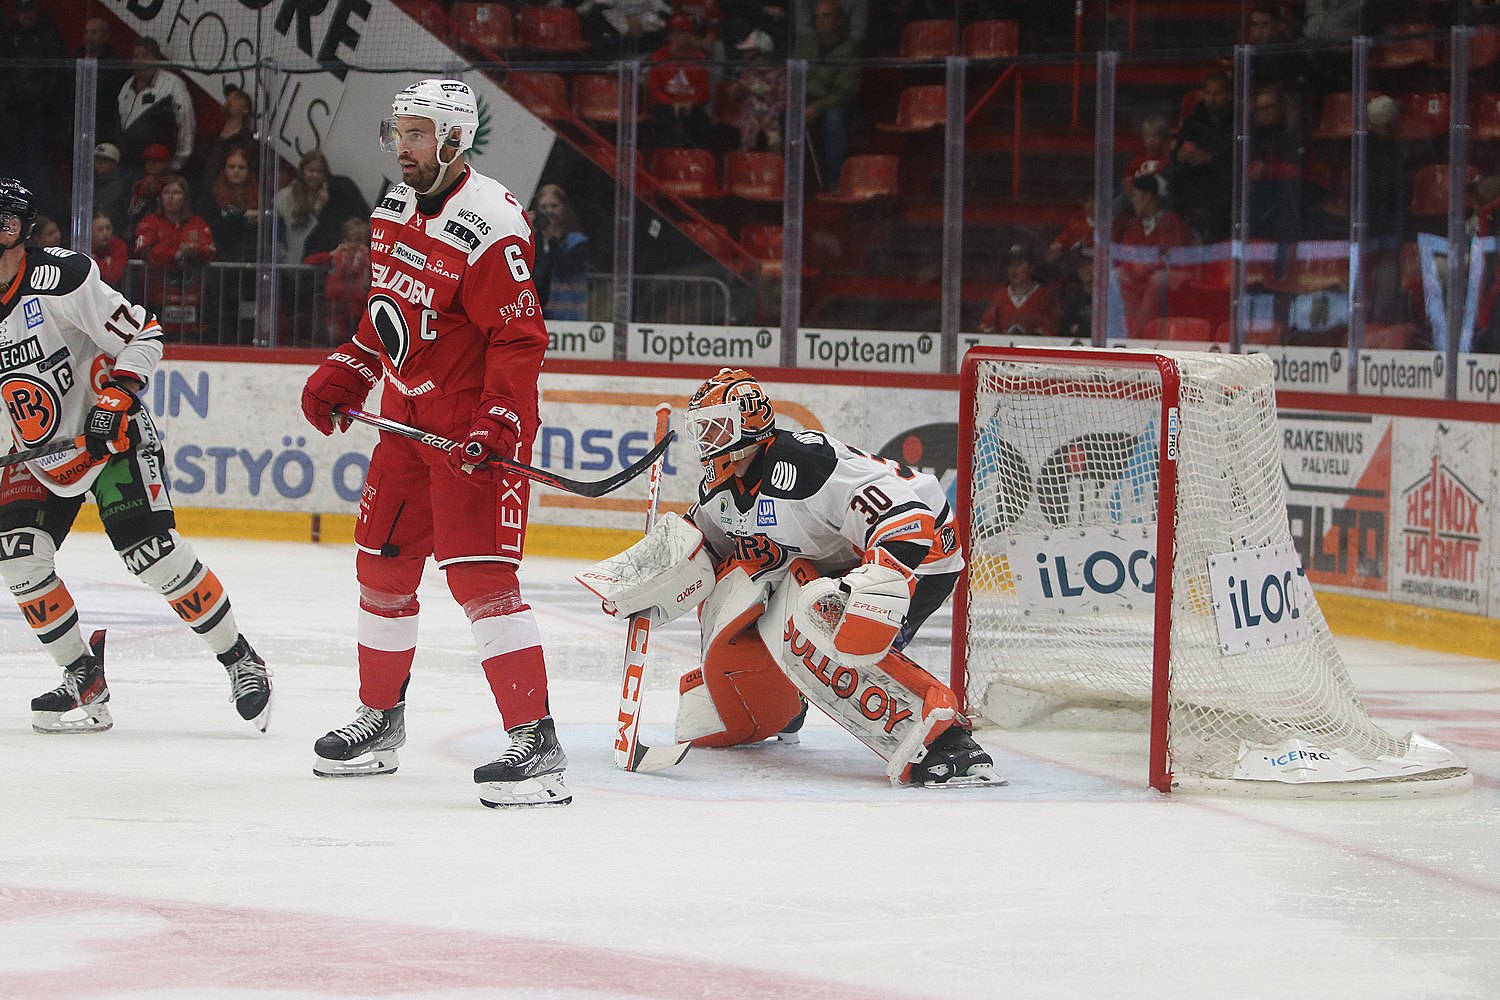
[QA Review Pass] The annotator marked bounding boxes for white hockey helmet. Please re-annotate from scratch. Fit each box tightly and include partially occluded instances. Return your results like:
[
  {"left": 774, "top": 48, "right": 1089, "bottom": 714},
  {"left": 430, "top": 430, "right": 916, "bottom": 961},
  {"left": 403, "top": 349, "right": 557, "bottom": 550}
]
[{"left": 380, "top": 78, "right": 479, "bottom": 154}]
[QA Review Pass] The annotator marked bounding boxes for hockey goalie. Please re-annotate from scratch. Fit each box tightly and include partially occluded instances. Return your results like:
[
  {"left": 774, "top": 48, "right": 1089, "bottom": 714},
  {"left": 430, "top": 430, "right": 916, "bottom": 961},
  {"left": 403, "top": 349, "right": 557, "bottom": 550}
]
[{"left": 578, "top": 369, "right": 1002, "bottom": 788}]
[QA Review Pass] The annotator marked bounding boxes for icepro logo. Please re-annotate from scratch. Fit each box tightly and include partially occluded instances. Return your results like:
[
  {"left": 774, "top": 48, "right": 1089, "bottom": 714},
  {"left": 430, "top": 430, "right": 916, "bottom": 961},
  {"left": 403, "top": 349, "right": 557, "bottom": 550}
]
[
  {"left": 1, "top": 373, "right": 60, "bottom": 444},
  {"left": 392, "top": 242, "right": 427, "bottom": 270},
  {"left": 1007, "top": 525, "right": 1157, "bottom": 614},
  {"left": 23, "top": 298, "right": 42, "bottom": 329},
  {"left": 1207, "top": 542, "right": 1313, "bottom": 654},
  {"left": 757, "top": 498, "right": 776, "bottom": 526}
]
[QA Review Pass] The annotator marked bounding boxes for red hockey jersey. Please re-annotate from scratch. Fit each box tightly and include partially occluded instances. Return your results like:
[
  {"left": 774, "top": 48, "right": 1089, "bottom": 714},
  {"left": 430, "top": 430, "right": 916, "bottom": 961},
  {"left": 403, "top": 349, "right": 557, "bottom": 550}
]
[{"left": 353, "top": 167, "right": 549, "bottom": 436}]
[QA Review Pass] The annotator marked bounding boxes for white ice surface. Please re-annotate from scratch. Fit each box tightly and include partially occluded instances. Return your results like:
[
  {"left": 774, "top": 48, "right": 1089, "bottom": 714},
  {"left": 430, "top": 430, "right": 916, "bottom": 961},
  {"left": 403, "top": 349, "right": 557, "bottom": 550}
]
[{"left": 1, "top": 538, "right": 1497, "bottom": 999}]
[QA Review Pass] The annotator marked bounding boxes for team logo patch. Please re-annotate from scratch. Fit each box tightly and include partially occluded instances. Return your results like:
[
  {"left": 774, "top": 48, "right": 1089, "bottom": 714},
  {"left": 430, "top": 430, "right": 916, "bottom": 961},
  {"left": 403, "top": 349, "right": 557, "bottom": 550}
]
[
  {"left": 28, "top": 265, "right": 61, "bottom": 292},
  {"left": 392, "top": 242, "right": 427, "bottom": 270},
  {"left": 1, "top": 373, "right": 60, "bottom": 445},
  {"left": 367, "top": 294, "right": 411, "bottom": 370},
  {"left": 23, "top": 299, "right": 42, "bottom": 328},
  {"left": 499, "top": 289, "right": 539, "bottom": 322},
  {"left": 442, "top": 219, "right": 481, "bottom": 252},
  {"left": 757, "top": 498, "right": 776, "bottom": 526},
  {"left": 771, "top": 461, "right": 796, "bottom": 491}
]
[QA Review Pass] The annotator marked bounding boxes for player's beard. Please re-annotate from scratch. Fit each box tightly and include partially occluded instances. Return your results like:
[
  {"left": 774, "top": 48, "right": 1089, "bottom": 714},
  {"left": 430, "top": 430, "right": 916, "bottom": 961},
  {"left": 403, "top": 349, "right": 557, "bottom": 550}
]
[{"left": 402, "top": 154, "right": 441, "bottom": 194}]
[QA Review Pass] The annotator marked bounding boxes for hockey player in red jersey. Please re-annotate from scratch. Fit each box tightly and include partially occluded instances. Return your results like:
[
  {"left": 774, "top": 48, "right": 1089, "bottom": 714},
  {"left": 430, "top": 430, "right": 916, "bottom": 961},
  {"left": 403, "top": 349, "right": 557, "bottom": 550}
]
[
  {"left": 300, "top": 80, "right": 569, "bottom": 808},
  {"left": 0, "top": 178, "right": 270, "bottom": 735},
  {"left": 579, "top": 369, "right": 1002, "bottom": 788}
]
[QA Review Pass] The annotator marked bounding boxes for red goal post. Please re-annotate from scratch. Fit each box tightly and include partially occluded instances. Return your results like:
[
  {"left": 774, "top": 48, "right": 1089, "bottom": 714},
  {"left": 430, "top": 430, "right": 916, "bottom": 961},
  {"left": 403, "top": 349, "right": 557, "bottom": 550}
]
[{"left": 952, "top": 346, "right": 1468, "bottom": 797}]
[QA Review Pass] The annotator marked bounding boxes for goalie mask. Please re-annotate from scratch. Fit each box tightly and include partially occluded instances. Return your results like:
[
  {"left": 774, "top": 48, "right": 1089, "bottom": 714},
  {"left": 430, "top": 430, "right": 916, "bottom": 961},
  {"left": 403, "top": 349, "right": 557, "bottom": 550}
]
[
  {"left": 686, "top": 369, "right": 776, "bottom": 489},
  {"left": 0, "top": 177, "right": 37, "bottom": 249}
]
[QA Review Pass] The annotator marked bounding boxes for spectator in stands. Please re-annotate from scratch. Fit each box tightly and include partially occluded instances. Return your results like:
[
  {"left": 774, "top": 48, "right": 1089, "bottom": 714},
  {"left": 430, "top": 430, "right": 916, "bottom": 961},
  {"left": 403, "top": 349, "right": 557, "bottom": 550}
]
[
  {"left": 3, "top": 0, "right": 63, "bottom": 211},
  {"left": 118, "top": 37, "right": 195, "bottom": 172},
  {"left": 92, "top": 210, "right": 129, "bottom": 290},
  {"left": 1118, "top": 116, "right": 1172, "bottom": 219},
  {"left": 134, "top": 174, "right": 217, "bottom": 340},
  {"left": 319, "top": 217, "right": 372, "bottom": 344},
  {"left": 582, "top": 0, "right": 674, "bottom": 57},
  {"left": 92, "top": 142, "right": 130, "bottom": 236},
  {"left": 197, "top": 85, "right": 258, "bottom": 197},
  {"left": 27, "top": 214, "right": 61, "bottom": 249},
  {"left": 1245, "top": 2, "right": 1307, "bottom": 93},
  {"left": 1247, "top": 84, "right": 1305, "bottom": 242},
  {"left": 1047, "top": 196, "right": 1098, "bottom": 265},
  {"left": 74, "top": 15, "right": 128, "bottom": 144},
  {"left": 799, "top": 0, "right": 861, "bottom": 190},
  {"left": 1172, "top": 70, "right": 1235, "bottom": 243},
  {"left": 1057, "top": 246, "right": 1094, "bottom": 340},
  {"left": 202, "top": 147, "right": 260, "bottom": 264},
  {"left": 646, "top": 14, "right": 715, "bottom": 148},
  {"left": 127, "top": 143, "right": 175, "bottom": 236},
  {"left": 531, "top": 183, "right": 592, "bottom": 321},
  {"left": 795, "top": 0, "right": 866, "bottom": 50},
  {"left": 732, "top": 29, "right": 786, "bottom": 152},
  {"left": 1302, "top": 0, "right": 1363, "bottom": 40},
  {"left": 722, "top": 1, "right": 790, "bottom": 54},
  {"left": 274, "top": 149, "right": 369, "bottom": 263},
  {"left": 979, "top": 243, "right": 1059, "bottom": 336},
  {"left": 1364, "top": 94, "right": 1408, "bottom": 324},
  {"left": 1115, "top": 171, "right": 1193, "bottom": 336}
]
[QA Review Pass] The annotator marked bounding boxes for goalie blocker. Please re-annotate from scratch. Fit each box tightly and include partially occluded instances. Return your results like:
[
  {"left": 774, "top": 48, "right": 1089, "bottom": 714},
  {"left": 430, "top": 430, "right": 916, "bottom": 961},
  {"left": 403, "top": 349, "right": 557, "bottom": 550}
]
[{"left": 578, "top": 517, "right": 1002, "bottom": 788}]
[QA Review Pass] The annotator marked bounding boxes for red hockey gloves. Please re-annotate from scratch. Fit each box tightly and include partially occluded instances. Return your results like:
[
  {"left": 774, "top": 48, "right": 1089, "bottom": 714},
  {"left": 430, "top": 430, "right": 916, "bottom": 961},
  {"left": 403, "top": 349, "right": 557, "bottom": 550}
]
[
  {"left": 301, "top": 343, "right": 381, "bottom": 435},
  {"left": 449, "top": 402, "right": 523, "bottom": 482},
  {"left": 84, "top": 378, "right": 141, "bottom": 459}
]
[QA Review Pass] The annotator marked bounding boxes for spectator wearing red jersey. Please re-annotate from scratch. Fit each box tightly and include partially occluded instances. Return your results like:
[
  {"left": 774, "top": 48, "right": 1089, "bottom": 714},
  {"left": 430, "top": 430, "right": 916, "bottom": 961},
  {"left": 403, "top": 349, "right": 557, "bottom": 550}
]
[
  {"left": 1046, "top": 196, "right": 1097, "bottom": 266},
  {"left": 1120, "top": 115, "right": 1172, "bottom": 216},
  {"left": 979, "top": 243, "right": 1059, "bottom": 337},
  {"left": 127, "top": 143, "right": 174, "bottom": 238},
  {"left": 318, "top": 217, "right": 372, "bottom": 345},
  {"left": 647, "top": 15, "right": 714, "bottom": 148},
  {"left": 1115, "top": 171, "right": 1193, "bottom": 336},
  {"left": 134, "top": 174, "right": 217, "bottom": 340},
  {"left": 92, "top": 211, "right": 129, "bottom": 291}
]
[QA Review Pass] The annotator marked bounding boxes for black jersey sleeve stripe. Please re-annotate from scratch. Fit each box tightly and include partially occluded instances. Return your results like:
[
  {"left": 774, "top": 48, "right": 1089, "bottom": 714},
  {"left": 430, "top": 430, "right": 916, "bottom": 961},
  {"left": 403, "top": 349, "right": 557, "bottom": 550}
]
[{"left": 860, "top": 499, "right": 934, "bottom": 547}]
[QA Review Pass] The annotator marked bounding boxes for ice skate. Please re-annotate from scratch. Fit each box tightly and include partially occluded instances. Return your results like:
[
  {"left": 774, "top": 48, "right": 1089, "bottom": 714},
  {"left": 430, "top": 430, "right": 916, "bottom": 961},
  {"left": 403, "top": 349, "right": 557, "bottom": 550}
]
[
  {"left": 474, "top": 716, "right": 572, "bottom": 808},
  {"left": 32, "top": 630, "right": 112, "bottom": 734},
  {"left": 908, "top": 727, "right": 1007, "bottom": 789},
  {"left": 218, "top": 635, "right": 272, "bottom": 733},
  {"left": 313, "top": 703, "right": 405, "bottom": 776},
  {"left": 775, "top": 698, "right": 809, "bottom": 744}
]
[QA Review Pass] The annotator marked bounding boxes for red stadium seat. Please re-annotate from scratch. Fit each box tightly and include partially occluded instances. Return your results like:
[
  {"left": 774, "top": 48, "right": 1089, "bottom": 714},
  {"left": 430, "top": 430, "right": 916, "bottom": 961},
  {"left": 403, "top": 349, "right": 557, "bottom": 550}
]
[
  {"left": 1474, "top": 92, "right": 1500, "bottom": 140},
  {"left": 518, "top": 5, "right": 590, "bottom": 53},
  {"left": 962, "top": 20, "right": 1019, "bottom": 59},
  {"left": 1408, "top": 163, "right": 1482, "bottom": 218},
  {"left": 510, "top": 73, "right": 567, "bottom": 120},
  {"left": 1143, "top": 317, "right": 1212, "bottom": 342},
  {"left": 723, "top": 151, "right": 785, "bottom": 201},
  {"left": 575, "top": 74, "right": 642, "bottom": 124},
  {"left": 680, "top": 222, "right": 740, "bottom": 265},
  {"left": 1365, "top": 324, "right": 1419, "bottom": 349},
  {"left": 877, "top": 85, "right": 948, "bottom": 133},
  {"left": 1370, "top": 24, "right": 1437, "bottom": 69},
  {"left": 1218, "top": 321, "right": 1284, "bottom": 346},
  {"left": 1395, "top": 91, "right": 1450, "bottom": 140},
  {"left": 651, "top": 148, "right": 723, "bottom": 199},
  {"left": 454, "top": 3, "right": 514, "bottom": 51},
  {"left": 900, "top": 20, "right": 957, "bottom": 59},
  {"left": 395, "top": 0, "right": 447, "bottom": 34},
  {"left": 816, "top": 154, "right": 900, "bottom": 203}
]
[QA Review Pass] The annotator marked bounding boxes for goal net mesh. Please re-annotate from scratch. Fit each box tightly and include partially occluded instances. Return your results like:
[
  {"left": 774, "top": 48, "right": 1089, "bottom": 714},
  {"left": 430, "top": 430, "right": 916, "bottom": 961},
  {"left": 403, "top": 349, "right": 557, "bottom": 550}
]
[{"left": 960, "top": 350, "right": 1418, "bottom": 783}]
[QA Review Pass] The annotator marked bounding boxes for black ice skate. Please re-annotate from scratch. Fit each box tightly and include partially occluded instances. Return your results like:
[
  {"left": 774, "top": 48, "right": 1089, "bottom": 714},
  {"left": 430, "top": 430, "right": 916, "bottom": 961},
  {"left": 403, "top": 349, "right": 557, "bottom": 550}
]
[
  {"left": 474, "top": 716, "right": 572, "bottom": 808},
  {"left": 218, "top": 635, "right": 272, "bottom": 733},
  {"left": 775, "top": 698, "right": 809, "bottom": 744},
  {"left": 313, "top": 703, "right": 406, "bottom": 777},
  {"left": 908, "top": 726, "right": 1007, "bottom": 789},
  {"left": 32, "top": 630, "right": 112, "bottom": 734}
]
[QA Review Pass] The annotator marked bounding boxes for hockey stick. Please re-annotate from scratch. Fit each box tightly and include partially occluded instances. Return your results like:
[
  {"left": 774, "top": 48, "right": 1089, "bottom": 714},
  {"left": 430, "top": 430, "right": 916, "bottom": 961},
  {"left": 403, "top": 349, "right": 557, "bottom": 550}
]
[
  {"left": 334, "top": 406, "right": 673, "bottom": 498},
  {"left": 0, "top": 435, "right": 89, "bottom": 470},
  {"left": 613, "top": 403, "right": 691, "bottom": 772}
]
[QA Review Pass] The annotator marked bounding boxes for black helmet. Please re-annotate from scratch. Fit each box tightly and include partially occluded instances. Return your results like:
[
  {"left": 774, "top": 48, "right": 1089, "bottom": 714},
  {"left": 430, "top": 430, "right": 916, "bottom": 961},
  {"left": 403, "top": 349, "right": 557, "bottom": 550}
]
[{"left": 0, "top": 178, "right": 38, "bottom": 241}]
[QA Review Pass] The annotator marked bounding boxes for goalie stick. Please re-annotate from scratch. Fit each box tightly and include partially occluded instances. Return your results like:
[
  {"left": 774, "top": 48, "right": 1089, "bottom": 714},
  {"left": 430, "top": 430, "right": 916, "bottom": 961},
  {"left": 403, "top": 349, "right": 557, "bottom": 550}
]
[
  {"left": 334, "top": 406, "right": 673, "bottom": 498},
  {"left": 614, "top": 404, "right": 691, "bottom": 772}
]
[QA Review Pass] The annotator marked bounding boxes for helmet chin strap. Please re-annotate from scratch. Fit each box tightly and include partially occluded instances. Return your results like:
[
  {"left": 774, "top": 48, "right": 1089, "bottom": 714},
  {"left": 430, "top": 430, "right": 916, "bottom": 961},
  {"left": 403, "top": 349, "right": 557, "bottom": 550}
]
[{"left": 416, "top": 141, "right": 463, "bottom": 197}]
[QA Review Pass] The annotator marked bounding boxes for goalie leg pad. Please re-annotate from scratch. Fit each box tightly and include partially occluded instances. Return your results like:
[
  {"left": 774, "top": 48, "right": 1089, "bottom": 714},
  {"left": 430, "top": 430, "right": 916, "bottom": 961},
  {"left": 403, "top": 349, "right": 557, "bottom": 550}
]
[
  {"left": 577, "top": 512, "right": 714, "bottom": 625},
  {"left": 675, "top": 574, "right": 802, "bottom": 747},
  {"left": 763, "top": 575, "right": 970, "bottom": 784}
]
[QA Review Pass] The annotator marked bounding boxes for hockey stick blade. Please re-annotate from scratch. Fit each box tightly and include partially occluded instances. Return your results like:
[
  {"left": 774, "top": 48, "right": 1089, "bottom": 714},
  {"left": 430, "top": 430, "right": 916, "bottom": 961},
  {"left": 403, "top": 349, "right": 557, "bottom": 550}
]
[
  {"left": 0, "top": 435, "right": 89, "bottom": 470},
  {"left": 335, "top": 406, "right": 674, "bottom": 498}
]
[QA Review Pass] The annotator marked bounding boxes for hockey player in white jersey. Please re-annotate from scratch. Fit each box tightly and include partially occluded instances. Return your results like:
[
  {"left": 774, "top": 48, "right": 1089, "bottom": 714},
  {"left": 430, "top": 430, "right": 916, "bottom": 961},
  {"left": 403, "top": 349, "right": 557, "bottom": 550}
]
[
  {"left": 579, "top": 368, "right": 1001, "bottom": 787},
  {"left": 0, "top": 178, "right": 270, "bottom": 734}
]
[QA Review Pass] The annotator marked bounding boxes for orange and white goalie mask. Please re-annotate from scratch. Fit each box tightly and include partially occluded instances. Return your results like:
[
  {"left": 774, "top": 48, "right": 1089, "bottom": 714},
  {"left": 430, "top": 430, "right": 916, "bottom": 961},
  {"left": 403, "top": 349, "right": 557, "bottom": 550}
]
[{"left": 684, "top": 368, "right": 777, "bottom": 490}]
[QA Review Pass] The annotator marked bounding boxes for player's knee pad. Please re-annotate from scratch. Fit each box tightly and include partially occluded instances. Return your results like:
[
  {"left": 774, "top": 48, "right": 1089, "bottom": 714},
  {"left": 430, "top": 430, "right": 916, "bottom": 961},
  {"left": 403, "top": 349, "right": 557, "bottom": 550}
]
[
  {"left": 0, "top": 527, "right": 58, "bottom": 595},
  {"left": 356, "top": 549, "right": 424, "bottom": 603},
  {"left": 762, "top": 574, "right": 964, "bottom": 784},
  {"left": 676, "top": 567, "right": 801, "bottom": 747},
  {"left": 444, "top": 561, "right": 526, "bottom": 620},
  {"left": 119, "top": 531, "right": 198, "bottom": 594}
]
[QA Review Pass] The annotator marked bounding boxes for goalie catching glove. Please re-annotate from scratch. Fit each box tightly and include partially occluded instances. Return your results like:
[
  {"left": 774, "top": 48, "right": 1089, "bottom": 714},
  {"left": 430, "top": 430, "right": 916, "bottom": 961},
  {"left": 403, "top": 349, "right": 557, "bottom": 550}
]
[
  {"left": 84, "top": 378, "right": 141, "bottom": 458},
  {"left": 576, "top": 513, "right": 715, "bottom": 626},
  {"left": 793, "top": 554, "right": 914, "bottom": 667}
]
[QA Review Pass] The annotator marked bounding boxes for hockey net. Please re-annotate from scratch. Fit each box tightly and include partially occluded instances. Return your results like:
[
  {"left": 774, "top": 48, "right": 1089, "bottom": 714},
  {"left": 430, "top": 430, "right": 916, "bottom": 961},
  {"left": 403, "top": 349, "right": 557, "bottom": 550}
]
[{"left": 954, "top": 347, "right": 1468, "bottom": 796}]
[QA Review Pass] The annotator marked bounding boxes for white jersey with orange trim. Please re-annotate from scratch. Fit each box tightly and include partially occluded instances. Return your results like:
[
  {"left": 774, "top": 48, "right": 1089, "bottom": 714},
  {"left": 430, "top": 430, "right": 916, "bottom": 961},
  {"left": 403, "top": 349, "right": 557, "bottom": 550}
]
[
  {"left": 0, "top": 246, "right": 164, "bottom": 496},
  {"left": 689, "top": 429, "right": 963, "bottom": 584}
]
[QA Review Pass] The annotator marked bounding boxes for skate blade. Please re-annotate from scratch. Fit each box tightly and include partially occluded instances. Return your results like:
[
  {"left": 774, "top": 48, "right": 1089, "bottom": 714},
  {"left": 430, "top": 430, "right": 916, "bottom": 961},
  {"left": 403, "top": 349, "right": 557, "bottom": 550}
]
[
  {"left": 243, "top": 689, "right": 272, "bottom": 734},
  {"left": 478, "top": 771, "right": 572, "bottom": 808},
  {"left": 921, "top": 763, "right": 1008, "bottom": 789},
  {"left": 313, "top": 749, "right": 399, "bottom": 777},
  {"left": 32, "top": 704, "right": 114, "bottom": 734}
]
